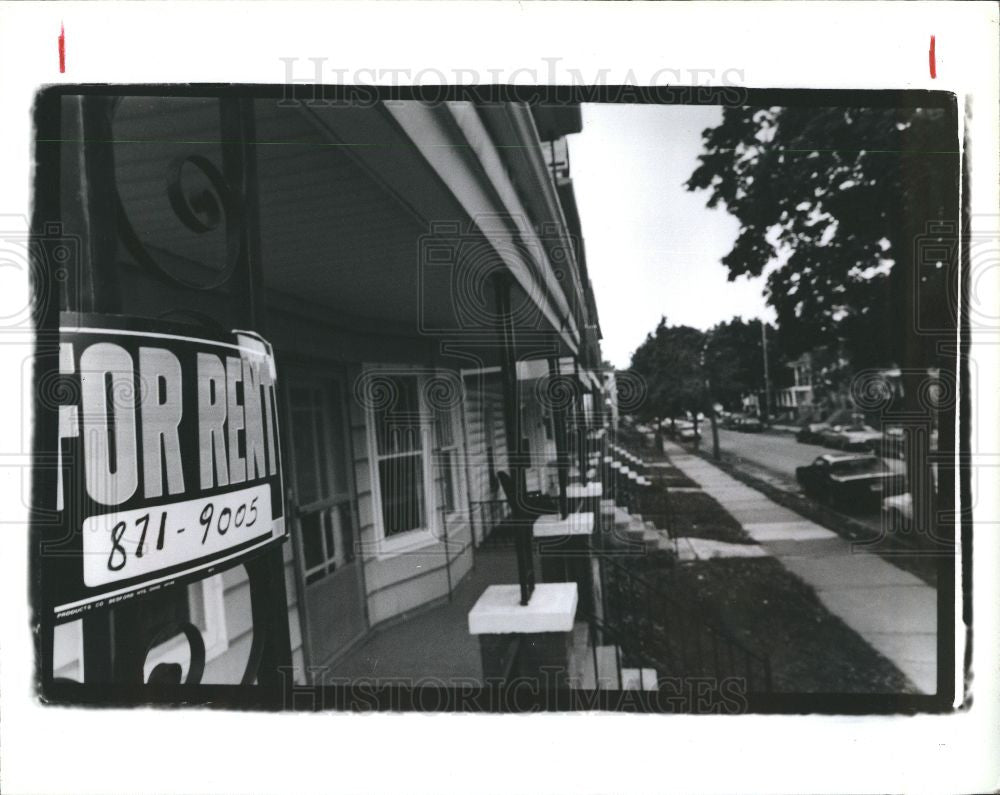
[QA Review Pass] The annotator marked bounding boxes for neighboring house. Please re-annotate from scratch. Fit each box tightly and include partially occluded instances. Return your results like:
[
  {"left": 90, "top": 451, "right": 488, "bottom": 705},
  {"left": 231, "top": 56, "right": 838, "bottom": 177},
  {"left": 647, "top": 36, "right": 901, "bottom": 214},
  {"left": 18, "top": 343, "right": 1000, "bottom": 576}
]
[
  {"left": 775, "top": 353, "right": 816, "bottom": 420},
  {"left": 42, "top": 92, "right": 605, "bottom": 687}
]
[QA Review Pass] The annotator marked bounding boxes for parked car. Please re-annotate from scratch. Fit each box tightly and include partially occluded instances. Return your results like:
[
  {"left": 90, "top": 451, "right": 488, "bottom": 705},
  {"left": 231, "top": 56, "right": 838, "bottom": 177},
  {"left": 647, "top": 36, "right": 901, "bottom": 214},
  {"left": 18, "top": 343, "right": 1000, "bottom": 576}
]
[
  {"left": 735, "top": 415, "right": 763, "bottom": 432},
  {"left": 796, "top": 408, "right": 854, "bottom": 444},
  {"left": 817, "top": 422, "right": 882, "bottom": 452},
  {"left": 796, "top": 452, "right": 906, "bottom": 509},
  {"left": 868, "top": 427, "right": 940, "bottom": 459},
  {"left": 674, "top": 419, "right": 701, "bottom": 441},
  {"left": 868, "top": 426, "right": 905, "bottom": 458},
  {"left": 724, "top": 413, "right": 762, "bottom": 432},
  {"left": 881, "top": 492, "right": 912, "bottom": 532},
  {"left": 796, "top": 422, "right": 825, "bottom": 443}
]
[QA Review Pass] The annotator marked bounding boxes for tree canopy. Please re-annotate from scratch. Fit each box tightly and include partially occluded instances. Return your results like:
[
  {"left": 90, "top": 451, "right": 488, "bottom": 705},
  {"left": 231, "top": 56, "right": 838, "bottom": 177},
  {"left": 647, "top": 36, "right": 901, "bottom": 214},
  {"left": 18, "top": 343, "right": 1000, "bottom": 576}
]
[
  {"left": 627, "top": 316, "right": 782, "bottom": 419},
  {"left": 628, "top": 318, "right": 705, "bottom": 422},
  {"left": 702, "top": 316, "right": 776, "bottom": 411},
  {"left": 685, "top": 105, "right": 956, "bottom": 369}
]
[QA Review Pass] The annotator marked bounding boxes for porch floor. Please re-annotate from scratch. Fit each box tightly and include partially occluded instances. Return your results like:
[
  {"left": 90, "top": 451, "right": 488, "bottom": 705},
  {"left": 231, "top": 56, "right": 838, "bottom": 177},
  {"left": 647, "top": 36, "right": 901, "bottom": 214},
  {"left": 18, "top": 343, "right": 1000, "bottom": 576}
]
[{"left": 328, "top": 544, "right": 521, "bottom": 686}]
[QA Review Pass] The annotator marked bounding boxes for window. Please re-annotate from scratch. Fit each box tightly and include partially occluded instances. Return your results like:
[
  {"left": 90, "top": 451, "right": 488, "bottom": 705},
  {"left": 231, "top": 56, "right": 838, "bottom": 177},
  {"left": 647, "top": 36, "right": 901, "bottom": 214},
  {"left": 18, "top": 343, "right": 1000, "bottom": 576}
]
[
  {"left": 370, "top": 373, "right": 429, "bottom": 541},
  {"left": 433, "top": 400, "right": 464, "bottom": 514}
]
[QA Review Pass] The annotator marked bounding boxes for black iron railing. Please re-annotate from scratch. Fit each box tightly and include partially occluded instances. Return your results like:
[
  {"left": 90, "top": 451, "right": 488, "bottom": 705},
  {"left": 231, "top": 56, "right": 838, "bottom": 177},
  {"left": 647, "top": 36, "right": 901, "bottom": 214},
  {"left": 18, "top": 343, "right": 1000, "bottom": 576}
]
[
  {"left": 468, "top": 498, "right": 512, "bottom": 548},
  {"left": 588, "top": 547, "right": 772, "bottom": 692}
]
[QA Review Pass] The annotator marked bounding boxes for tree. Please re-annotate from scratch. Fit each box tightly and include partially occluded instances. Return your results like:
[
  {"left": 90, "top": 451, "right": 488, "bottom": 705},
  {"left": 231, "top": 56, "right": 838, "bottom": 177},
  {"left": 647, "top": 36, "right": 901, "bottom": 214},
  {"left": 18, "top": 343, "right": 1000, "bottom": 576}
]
[
  {"left": 628, "top": 318, "right": 706, "bottom": 438},
  {"left": 685, "top": 104, "right": 956, "bottom": 370},
  {"left": 703, "top": 316, "right": 775, "bottom": 412},
  {"left": 687, "top": 102, "right": 959, "bottom": 546}
]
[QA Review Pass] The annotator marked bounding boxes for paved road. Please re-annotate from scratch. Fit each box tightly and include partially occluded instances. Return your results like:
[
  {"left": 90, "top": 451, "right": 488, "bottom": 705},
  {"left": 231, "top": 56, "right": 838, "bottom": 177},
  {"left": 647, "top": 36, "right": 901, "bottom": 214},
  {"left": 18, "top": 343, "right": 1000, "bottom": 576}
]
[
  {"left": 715, "top": 428, "right": 828, "bottom": 481},
  {"left": 708, "top": 429, "right": 899, "bottom": 535}
]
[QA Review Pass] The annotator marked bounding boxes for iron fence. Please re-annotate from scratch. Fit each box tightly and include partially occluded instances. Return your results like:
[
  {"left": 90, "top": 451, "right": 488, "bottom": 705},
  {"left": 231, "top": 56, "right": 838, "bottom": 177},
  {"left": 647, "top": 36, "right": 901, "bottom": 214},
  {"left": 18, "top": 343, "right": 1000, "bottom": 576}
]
[{"left": 589, "top": 548, "right": 773, "bottom": 692}]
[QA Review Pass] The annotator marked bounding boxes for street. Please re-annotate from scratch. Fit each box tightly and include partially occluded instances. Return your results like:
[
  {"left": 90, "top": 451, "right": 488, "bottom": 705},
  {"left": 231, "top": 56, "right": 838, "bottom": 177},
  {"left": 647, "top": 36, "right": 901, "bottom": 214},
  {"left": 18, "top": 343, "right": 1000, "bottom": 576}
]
[
  {"left": 716, "top": 427, "right": 826, "bottom": 481},
  {"left": 702, "top": 428, "right": 904, "bottom": 536}
]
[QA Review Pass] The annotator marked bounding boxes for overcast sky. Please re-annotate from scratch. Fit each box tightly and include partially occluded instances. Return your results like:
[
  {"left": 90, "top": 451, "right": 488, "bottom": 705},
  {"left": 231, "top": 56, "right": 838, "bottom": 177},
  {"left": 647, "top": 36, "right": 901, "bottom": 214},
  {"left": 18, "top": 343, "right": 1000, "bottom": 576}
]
[{"left": 568, "top": 103, "right": 776, "bottom": 369}]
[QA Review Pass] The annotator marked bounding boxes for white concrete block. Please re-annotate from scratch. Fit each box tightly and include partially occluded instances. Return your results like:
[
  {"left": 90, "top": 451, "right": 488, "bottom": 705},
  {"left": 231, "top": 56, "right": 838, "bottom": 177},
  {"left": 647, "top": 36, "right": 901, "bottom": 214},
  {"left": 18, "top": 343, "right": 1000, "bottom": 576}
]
[
  {"left": 468, "top": 583, "right": 578, "bottom": 635},
  {"left": 566, "top": 482, "right": 603, "bottom": 498},
  {"left": 533, "top": 511, "right": 595, "bottom": 537}
]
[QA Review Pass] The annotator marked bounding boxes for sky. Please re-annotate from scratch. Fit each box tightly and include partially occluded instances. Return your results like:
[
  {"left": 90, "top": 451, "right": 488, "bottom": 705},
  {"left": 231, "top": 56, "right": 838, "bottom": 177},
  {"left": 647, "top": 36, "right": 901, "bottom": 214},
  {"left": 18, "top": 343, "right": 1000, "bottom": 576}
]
[{"left": 568, "top": 104, "right": 777, "bottom": 370}]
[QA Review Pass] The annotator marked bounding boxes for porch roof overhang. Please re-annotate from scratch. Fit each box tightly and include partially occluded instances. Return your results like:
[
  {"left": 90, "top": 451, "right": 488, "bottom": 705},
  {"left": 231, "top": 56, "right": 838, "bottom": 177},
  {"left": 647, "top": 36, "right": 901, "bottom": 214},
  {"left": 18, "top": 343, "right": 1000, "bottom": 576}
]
[
  {"left": 298, "top": 100, "right": 581, "bottom": 358},
  {"left": 475, "top": 103, "right": 591, "bottom": 337}
]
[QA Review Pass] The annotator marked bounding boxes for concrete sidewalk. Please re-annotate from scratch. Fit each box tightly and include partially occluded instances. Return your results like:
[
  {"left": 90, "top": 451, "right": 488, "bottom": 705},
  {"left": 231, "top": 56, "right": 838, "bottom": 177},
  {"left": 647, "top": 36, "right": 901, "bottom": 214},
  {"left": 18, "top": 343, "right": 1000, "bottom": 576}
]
[{"left": 663, "top": 441, "right": 937, "bottom": 695}]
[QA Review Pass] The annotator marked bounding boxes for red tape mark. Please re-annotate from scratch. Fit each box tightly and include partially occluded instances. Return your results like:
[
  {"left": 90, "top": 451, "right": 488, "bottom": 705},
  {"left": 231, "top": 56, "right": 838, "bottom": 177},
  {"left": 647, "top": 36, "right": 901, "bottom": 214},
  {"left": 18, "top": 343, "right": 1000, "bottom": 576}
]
[
  {"left": 929, "top": 35, "right": 936, "bottom": 79},
  {"left": 58, "top": 22, "right": 65, "bottom": 73}
]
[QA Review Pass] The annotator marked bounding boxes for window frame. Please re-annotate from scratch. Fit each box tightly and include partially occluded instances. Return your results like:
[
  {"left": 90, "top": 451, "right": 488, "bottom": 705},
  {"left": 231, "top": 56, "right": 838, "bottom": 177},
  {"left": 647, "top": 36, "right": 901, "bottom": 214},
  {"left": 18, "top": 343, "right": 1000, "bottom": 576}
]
[
  {"left": 364, "top": 365, "right": 440, "bottom": 558},
  {"left": 432, "top": 395, "right": 467, "bottom": 519}
]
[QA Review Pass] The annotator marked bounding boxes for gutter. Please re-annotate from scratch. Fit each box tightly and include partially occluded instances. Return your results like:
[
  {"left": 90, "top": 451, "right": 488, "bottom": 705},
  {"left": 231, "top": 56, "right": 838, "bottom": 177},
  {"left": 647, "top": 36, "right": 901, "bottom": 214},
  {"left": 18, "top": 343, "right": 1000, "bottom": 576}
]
[
  {"left": 383, "top": 101, "right": 579, "bottom": 354},
  {"left": 503, "top": 103, "right": 589, "bottom": 322},
  {"left": 441, "top": 101, "right": 581, "bottom": 351}
]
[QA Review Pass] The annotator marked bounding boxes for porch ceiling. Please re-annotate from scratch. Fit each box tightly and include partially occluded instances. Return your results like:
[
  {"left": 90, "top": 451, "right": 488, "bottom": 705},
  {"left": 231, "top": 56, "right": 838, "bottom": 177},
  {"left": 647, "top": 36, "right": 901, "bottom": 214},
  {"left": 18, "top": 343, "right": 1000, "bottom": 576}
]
[
  {"left": 253, "top": 100, "right": 571, "bottom": 346},
  {"left": 254, "top": 99, "right": 427, "bottom": 328},
  {"left": 108, "top": 96, "right": 578, "bottom": 351}
]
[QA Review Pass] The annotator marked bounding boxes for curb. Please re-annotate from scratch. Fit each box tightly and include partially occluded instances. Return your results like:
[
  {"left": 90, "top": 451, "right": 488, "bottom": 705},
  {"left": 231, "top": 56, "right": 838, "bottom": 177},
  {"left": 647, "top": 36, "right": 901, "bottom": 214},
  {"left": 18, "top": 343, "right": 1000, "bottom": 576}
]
[
  {"left": 689, "top": 447, "right": 878, "bottom": 543},
  {"left": 676, "top": 445, "right": 941, "bottom": 587}
]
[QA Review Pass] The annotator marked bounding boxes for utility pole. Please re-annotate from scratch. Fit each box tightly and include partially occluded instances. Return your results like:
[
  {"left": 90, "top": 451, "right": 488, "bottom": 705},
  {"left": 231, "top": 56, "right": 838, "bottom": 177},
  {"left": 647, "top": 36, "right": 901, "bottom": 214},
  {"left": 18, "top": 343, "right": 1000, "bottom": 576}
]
[{"left": 761, "top": 319, "right": 772, "bottom": 427}]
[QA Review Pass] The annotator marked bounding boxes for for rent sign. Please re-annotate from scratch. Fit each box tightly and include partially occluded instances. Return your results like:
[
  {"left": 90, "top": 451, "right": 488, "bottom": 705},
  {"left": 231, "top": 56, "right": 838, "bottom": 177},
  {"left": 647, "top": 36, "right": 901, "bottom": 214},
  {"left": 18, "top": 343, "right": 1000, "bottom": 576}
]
[{"left": 48, "top": 315, "right": 286, "bottom": 621}]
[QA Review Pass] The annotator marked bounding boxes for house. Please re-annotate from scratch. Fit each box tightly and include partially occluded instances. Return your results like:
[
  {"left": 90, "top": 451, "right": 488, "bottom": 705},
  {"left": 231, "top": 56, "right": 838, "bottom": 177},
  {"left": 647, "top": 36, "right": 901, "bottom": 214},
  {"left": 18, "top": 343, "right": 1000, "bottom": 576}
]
[
  {"left": 774, "top": 353, "right": 816, "bottom": 420},
  {"left": 38, "top": 89, "right": 608, "bottom": 689}
]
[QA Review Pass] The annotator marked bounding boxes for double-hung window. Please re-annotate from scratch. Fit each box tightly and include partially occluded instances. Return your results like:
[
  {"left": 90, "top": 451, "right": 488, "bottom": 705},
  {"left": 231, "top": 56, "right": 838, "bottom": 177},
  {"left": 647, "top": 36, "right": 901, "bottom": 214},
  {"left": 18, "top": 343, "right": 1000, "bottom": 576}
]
[
  {"left": 370, "top": 373, "right": 430, "bottom": 546},
  {"left": 433, "top": 400, "right": 464, "bottom": 515}
]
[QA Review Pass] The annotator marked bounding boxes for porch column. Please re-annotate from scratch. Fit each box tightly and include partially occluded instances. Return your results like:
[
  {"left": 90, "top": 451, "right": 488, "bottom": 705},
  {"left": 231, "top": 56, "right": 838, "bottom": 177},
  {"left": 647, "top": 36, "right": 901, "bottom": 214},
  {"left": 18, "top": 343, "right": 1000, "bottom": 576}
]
[
  {"left": 494, "top": 274, "right": 535, "bottom": 606},
  {"left": 469, "top": 582, "right": 578, "bottom": 689},
  {"left": 547, "top": 354, "right": 570, "bottom": 519},
  {"left": 592, "top": 381, "right": 604, "bottom": 431},
  {"left": 573, "top": 359, "right": 588, "bottom": 484}
]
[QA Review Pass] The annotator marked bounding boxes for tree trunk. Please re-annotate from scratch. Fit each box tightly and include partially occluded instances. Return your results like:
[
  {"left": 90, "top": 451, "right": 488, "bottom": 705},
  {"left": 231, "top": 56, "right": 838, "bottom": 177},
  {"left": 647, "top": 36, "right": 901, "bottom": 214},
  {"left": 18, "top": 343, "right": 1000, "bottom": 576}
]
[{"left": 710, "top": 411, "right": 720, "bottom": 460}]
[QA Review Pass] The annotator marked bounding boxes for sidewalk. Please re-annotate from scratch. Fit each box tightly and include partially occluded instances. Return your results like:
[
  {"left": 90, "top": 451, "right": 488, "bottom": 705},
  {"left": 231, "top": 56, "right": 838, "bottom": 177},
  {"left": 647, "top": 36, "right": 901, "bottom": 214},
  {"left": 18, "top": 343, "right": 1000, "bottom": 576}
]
[{"left": 662, "top": 440, "right": 937, "bottom": 695}]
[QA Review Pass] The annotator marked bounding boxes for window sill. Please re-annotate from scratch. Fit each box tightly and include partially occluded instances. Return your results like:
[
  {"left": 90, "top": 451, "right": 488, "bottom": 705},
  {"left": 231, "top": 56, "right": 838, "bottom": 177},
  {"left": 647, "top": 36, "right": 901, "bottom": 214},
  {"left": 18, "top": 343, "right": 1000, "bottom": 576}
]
[
  {"left": 439, "top": 510, "right": 471, "bottom": 533},
  {"left": 373, "top": 528, "right": 439, "bottom": 560}
]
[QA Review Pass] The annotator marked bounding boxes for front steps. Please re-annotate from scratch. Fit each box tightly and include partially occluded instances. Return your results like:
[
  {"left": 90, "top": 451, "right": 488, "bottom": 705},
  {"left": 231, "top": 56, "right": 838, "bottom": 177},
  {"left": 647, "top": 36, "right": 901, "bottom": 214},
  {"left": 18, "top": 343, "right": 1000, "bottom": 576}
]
[{"left": 567, "top": 621, "right": 659, "bottom": 691}]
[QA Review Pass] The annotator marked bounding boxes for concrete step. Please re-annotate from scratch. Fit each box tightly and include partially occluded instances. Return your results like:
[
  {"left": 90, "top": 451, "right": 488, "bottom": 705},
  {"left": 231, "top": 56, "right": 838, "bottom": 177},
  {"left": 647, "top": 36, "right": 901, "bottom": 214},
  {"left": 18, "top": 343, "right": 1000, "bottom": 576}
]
[
  {"left": 567, "top": 622, "right": 596, "bottom": 689},
  {"left": 614, "top": 507, "right": 632, "bottom": 530},
  {"left": 626, "top": 518, "right": 646, "bottom": 538},
  {"left": 621, "top": 667, "right": 659, "bottom": 691},
  {"left": 587, "top": 646, "right": 658, "bottom": 691},
  {"left": 642, "top": 527, "right": 665, "bottom": 552}
]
